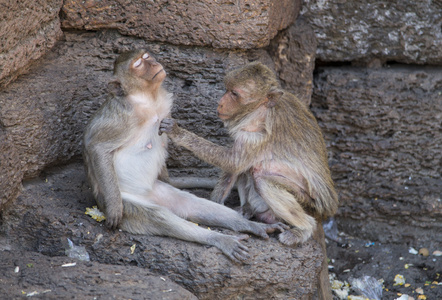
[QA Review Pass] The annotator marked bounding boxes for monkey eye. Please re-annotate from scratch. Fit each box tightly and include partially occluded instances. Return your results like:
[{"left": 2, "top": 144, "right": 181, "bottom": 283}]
[
  {"left": 142, "top": 53, "right": 149, "bottom": 60},
  {"left": 231, "top": 90, "right": 239, "bottom": 98},
  {"left": 133, "top": 58, "right": 142, "bottom": 68}
]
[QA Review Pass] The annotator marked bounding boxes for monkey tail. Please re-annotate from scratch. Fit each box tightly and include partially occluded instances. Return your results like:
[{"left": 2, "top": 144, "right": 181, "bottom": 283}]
[{"left": 306, "top": 172, "right": 339, "bottom": 217}]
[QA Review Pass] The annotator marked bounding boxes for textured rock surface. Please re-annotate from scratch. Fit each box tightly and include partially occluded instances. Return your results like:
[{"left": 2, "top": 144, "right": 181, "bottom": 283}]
[
  {"left": 302, "top": 0, "right": 442, "bottom": 64},
  {"left": 0, "top": 130, "right": 23, "bottom": 210},
  {"left": 0, "top": 250, "right": 197, "bottom": 299},
  {"left": 311, "top": 66, "right": 442, "bottom": 244},
  {"left": 269, "top": 17, "right": 317, "bottom": 105},
  {"left": 61, "top": 0, "right": 301, "bottom": 49},
  {"left": 0, "top": 163, "right": 324, "bottom": 299},
  {"left": 0, "top": 0, "right": 63, "bottom": 87}
]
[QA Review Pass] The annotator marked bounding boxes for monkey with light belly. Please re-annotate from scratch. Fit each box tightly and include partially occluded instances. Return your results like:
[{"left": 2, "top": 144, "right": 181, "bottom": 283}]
[
  {"left": 160, "top": 62, "right": 339, "bottom": 246},
  {"left": 83, "top": 50, "right": 287, "bottom": 262}
]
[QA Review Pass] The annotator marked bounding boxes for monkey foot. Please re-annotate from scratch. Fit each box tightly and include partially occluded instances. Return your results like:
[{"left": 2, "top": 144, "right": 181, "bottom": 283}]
[{"left": 278, "top": 228, "right": 311, "bottom": 246}]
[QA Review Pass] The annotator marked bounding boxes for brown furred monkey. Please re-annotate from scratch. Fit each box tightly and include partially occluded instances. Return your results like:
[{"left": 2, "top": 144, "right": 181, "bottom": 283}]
[
  {"left": 83, "top": 51, "right": 288, "bottom": 262},
  {"left": 160, "top": 62, "right": 339, "bottom": 246}
]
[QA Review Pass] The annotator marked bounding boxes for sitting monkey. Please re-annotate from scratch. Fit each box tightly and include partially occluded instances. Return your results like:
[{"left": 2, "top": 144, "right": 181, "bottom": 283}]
[
  {"left": 160, "top": 62, "right": 339, "bottom": 246},
  {"left": 83, "top": 51, "right": 287, "bottom": 262}
]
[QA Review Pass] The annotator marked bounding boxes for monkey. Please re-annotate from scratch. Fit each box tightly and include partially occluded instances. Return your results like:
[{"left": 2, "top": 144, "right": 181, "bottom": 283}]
[
  {"left": 83, "top": 51, "right": 288, "bottom": 262},
  {"left": 160, "top": 62, "right": 339, "bottom": 246}
]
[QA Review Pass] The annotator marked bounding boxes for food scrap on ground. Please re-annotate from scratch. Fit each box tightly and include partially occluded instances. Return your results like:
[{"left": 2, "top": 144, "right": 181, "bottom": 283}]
[{"left": 85, "top": 206, "right": 106, "bottom": 222}]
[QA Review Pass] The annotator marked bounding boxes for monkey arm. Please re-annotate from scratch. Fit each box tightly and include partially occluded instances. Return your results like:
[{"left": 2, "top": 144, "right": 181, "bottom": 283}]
[
  {"left": 86, "top": 143, "right": 124, "bottom": 229},
  {"left": 163, "top": 122, "right": 255, "bottom": 174},
  {"left": 84, "top": 104, "right": 132, "bottom": 229}
]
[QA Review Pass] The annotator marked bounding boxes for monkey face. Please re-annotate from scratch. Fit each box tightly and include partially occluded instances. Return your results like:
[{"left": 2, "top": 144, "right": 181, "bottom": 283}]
[
  {"left": 217, "top": 81, "right": 259, "bottom": 121},
  {"left": 130, "top": 51, "right": 166, "bottom": 83},
  {"left": 217, "top": 88, "right": 245, "bottom": 120}
]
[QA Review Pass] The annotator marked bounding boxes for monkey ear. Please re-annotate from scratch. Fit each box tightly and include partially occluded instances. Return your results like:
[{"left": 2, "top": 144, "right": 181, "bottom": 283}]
[
  {"left": 107, "top": 80, "right": 125, "bottom": 97},
  {"left": 265, "top": 88, "right": 283, "bottom": 108}
]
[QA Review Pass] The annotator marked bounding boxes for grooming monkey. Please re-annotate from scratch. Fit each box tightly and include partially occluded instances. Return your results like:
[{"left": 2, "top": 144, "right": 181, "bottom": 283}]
[
  {"left": 160, "top": 62, "right": 339, "bottom": 246},
  {"left": 83, "top": 51, "right": 287, "bottom": 262}
]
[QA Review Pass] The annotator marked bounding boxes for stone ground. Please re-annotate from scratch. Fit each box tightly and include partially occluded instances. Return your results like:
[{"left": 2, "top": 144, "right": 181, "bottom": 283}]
[
  {"left": 0, "top": 162, "right": 440, "bottom": 299},
  {"left": 325, "top": 223, "right": 441, "bottom": 299}
]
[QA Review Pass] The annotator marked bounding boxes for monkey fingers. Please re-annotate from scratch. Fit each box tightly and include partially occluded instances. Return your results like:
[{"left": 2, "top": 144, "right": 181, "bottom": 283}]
[
  {"left": 104, "top": 205, "right": 124, "bottom": 230},
  {"left": 244, "top": 222, "right": 271, "bottom": 240},
  {"left": 263, "top": 222, "right": 290, "bottom": 234},
  {"left": 158, "top": 117, "right": 177, "bottom": 135}
]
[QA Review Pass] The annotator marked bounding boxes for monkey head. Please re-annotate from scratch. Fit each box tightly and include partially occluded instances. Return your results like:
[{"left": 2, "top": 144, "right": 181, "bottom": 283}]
[
  {"left": 218, "top": 62, "right": 283, "bottom": 121},
  {"left": 113, "top": 49, "right": 166, "bottom": 94}
]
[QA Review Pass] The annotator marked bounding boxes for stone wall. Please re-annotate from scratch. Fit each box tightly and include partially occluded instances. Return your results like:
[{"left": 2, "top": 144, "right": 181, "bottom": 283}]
[
  {"left": 0, "top": 0, "right": 63, "bottom": 86},
  {"left": 0, "top": 0, "right": 440, "bottom": 249},
  {"left": 61, "top": 0, "right": 300, "bottom": 49},
  {"left": 302, "top": 0, "right": 442, "bottom": 244},
  {"left": 0, "top": 1, "right": 316, "bottom": 210},
  {"left": 301, "top": 0, "right": 442, "bottom": 65}
]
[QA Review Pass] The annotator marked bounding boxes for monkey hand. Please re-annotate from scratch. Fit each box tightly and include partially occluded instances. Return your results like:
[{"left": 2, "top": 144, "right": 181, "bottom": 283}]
[
  {"left": 263, "top": 222, "right": 290, "bottom": 234},
  {"left": 159, "top": 118, "right": 178, "bottom": 136},
  {"left": 104, "top": 202, "right": 124, "bottom": 230},
  {"left": 245, "top": 221, "right": 289, "bottom": 240}
]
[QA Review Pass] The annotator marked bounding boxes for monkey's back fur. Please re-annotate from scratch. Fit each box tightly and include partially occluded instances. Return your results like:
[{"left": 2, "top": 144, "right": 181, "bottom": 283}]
[{"left": 268, "top": 92, "right": 338, "bottom": 217}]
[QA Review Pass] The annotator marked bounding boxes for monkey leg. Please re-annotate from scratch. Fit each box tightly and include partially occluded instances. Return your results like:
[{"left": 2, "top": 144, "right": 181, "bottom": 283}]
[
  {"left": 254, "top": 179, "right": 317, "bottom": 245},
  {"left": 237, "top": 173, "right": 280, "bottom": 224},
  {"left": 120, "top": 192, "right": 250, "bottom": 262},
  {"left": 149, "top": 181, "right": 287, "bottom": 239}
]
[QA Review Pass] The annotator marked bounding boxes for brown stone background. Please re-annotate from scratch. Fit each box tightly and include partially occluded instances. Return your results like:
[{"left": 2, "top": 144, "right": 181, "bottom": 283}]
[{"left": 0, "top": 0, "right": 441, "bottom": 298}]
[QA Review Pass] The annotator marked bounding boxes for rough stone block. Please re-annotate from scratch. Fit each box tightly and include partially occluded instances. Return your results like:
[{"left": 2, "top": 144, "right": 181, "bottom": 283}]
[
  {"left": 61, "top": 0, "right": 301, "bottom": 49},
  {"left": 269, "top": 17, "right": 317, "bottom": 105},
  {"left": 311, "top": 66, "right": 442, "bottom": 244},
  {"left": 301, "top": 0, "right": 442, "bottom": 64},
  {"left": 0, "top": 130, "right": 23, "bottom": 210},
  {"left": 0, "top": 250, "right": 197, "bottom": 299},
  {"left": 0, "top": 0, "right": 63, "bottom": 87},
  {"left": 1, "top": 163, "right": 325, "bottom": 299}
]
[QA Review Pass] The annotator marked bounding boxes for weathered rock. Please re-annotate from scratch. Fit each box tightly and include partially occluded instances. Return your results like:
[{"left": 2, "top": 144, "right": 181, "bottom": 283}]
[
  {"left": 61, "top": 0, "right": 301, "bottom": 49},
  {"left": 0, "top": 163, "right": 325, "bottom": 299},
  {"left": 269, "top": 17, "right": 317, "bottom": 105},
  {"left": 0, "top": 250, "right": 197, "bottom": 299},
  {"left": 301, "top": 0, "right": 442, "bottom": 64},
  {"left": 0, "top": 129, "right": 23, "bottom": 210},
  {"left": 311, "top": 66, "right": 442, "bottom": 244},
  {"left": 0, "top": 0, "right": 63, "bottom": 87}
]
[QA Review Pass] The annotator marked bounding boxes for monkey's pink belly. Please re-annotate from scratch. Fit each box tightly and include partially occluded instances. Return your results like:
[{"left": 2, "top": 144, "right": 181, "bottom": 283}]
[{"left": 114, "top": 141, "right": 167, "bottom": 195}]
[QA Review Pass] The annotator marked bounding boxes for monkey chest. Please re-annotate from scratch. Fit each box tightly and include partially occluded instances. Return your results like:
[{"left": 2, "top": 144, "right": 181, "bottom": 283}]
[{"left": 113, "top": 120, "right": 167, "bottom": 192}]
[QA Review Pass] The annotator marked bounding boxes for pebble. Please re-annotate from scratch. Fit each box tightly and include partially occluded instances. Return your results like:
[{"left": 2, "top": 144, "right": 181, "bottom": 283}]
[
  {"left": 418, "top": 248, "right": 429, "bottom": 257},
  {"left": 409, "top": 247, "right": 418, "bottom": 255}
]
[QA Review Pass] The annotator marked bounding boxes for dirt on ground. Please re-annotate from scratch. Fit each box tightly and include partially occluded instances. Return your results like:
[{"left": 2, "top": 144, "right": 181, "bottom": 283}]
[{"left": 324, "top": 221, "right": 441, "bottom": 299}]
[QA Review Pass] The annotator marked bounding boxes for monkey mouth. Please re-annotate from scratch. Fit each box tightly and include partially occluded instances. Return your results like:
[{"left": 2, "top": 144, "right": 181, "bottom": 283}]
[{"left": 152, "top": 69, "right": 164, "bottom": 80}]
